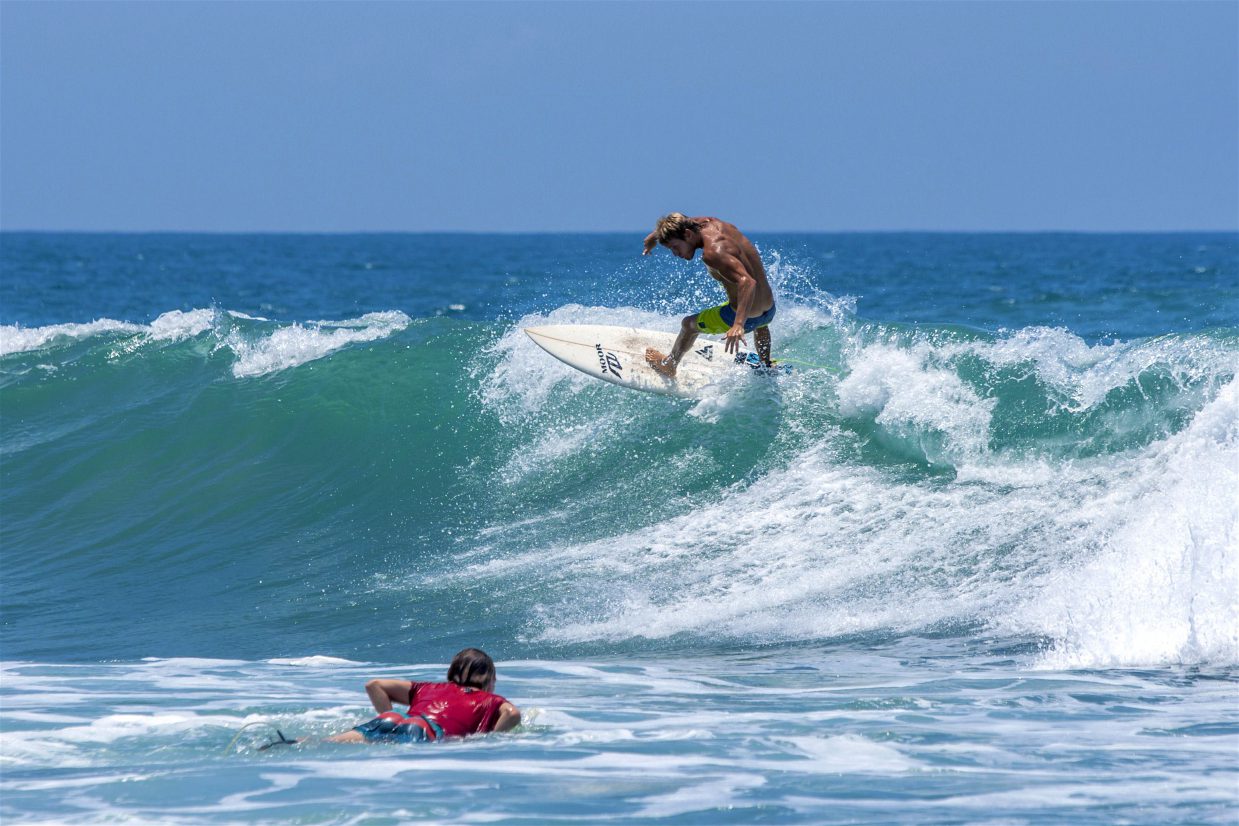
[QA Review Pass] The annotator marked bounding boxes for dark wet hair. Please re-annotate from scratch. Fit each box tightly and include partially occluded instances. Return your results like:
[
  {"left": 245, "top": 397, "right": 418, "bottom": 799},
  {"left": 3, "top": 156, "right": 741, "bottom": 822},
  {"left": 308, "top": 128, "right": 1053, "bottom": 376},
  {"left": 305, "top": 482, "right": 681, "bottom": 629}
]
[{"left": 447, "top": 648, "right": 496, "bottom": 690}]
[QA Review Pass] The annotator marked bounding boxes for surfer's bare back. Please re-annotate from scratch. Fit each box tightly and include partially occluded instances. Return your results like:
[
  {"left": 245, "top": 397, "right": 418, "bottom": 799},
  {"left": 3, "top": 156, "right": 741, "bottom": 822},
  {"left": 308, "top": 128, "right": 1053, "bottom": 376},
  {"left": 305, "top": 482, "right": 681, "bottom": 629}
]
[{"left": 641, "top": 213, "right": 776, "bottom": 377}]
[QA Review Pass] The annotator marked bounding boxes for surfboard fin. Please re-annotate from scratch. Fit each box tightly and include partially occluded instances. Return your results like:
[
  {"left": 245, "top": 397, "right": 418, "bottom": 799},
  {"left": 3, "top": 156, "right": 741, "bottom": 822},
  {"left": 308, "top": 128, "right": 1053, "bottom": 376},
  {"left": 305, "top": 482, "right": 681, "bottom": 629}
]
[{"left": 257, "top": 729, "right": 299, "bottom": 751}]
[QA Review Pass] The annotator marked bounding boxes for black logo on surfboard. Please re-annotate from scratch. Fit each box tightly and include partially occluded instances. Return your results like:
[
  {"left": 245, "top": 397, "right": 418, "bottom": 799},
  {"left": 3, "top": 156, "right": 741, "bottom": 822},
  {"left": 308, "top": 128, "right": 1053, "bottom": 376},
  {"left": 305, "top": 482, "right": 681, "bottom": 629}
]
[
  {"left": 735, "top": 352, "right": 761, "bottom": 368},
  {"left": 595, "top": 343, "right": 623, "bottom": 377},
  {"left": 695, "top": 345, "right": 714, "bottom": 361}
]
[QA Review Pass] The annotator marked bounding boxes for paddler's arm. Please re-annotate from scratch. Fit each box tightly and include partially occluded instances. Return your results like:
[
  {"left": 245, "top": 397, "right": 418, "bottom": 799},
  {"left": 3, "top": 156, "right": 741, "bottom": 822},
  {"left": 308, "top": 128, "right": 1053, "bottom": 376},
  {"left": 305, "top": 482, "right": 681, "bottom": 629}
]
[
  {"left": 703, "top": 249, "right": 756, "bottom": 353},
  {"left": 364, "top": 679, "right": 413, "bottom": 713},
  {"left": 493, "top": 701, "right": 521, "bottom": 732}
]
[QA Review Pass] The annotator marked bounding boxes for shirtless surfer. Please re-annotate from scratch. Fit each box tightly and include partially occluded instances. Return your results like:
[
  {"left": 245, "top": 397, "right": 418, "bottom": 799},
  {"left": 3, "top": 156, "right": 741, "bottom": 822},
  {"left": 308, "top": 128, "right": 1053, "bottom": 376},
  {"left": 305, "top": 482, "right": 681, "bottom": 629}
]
[{"left": 641, "top": 213, "right": 776, "bottom": 377}]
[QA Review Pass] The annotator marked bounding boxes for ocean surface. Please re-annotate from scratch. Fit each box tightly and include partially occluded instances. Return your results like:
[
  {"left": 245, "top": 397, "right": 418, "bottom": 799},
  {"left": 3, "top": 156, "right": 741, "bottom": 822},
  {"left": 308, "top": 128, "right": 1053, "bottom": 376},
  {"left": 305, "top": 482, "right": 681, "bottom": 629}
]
[{"left": 1, "top": 231, "right": 1236, "bottom": 824}]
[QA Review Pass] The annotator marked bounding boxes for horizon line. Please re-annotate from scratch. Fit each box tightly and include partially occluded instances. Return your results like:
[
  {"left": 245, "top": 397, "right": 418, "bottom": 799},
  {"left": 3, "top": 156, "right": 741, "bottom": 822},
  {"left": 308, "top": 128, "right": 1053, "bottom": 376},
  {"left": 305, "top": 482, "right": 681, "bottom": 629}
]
[{"left": 3, "top": 227, "right": 1237, "bottom": 236}]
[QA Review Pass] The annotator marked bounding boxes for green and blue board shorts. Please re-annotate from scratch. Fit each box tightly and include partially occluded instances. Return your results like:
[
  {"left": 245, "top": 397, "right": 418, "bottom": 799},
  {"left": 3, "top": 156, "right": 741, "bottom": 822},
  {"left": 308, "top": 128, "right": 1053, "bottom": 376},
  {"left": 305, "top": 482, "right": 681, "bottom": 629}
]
[
  {"left": 696, "top": 303, "right": 776, "bottom": 335},
  {"left": 353, "top": 711, "right": 444, "bottom": 744}
]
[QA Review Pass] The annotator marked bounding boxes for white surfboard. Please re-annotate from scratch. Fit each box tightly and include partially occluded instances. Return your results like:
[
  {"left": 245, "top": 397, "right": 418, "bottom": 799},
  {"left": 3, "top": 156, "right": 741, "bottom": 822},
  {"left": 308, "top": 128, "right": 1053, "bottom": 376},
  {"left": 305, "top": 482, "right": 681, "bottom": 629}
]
[{"left": 524, "top": 324, "right": 773, "bottom": 398}]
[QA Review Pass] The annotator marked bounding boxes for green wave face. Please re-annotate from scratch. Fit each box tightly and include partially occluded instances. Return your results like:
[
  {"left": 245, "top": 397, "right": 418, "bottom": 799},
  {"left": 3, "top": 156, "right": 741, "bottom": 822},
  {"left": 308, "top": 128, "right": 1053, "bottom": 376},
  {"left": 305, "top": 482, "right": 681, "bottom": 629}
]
[{"left": 2, "top": 305, "right": 1236, "bottom": 666}]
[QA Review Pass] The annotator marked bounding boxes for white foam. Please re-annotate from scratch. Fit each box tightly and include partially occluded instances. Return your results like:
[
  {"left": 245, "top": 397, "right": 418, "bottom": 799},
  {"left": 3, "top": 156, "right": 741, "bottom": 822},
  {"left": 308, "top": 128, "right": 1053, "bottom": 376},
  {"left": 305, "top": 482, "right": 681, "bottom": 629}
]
[
  {"left": 266, "top": 656, "right": 364, "bottom": 667},
  {"left": 0, "top": 309, "right": 220, "bottom": 356},
  {"left": 959, "top": 326, "right": 1234, "bottom": 412},
  {"left": 50, "top": 712, "right": 203, "bottom": 744},
  {"left": 471, "top": 316, "right": 1237, "bottom": 668},
  {"left": 771, "top": 734, "right": 921, "bottom": 773},
  {"left": 832, "top": 325, "right": 1234, "bottom": 468},
  {"left": 486, "top": 440, "right": 1083, "bottom": 644},
  {"left": 837, "top": 342, "right": 995, "bottom": 465},
  {"left": 1020, "top": 378, "right": 1239, "bottom": 668},
  {"left": 0, "top": 711, "right": 210, "bottom": 768},
  {"left": 146, "top": 308, "right": 216, "bottom": 342},
  {"left": 634, "top": 773, "right": 766, "bottom": 818},
  {"left": 1, "top": 309, "right": 412, "bottom": 382},
  {"left": 923, "top": 776, "right": 1239, "bottom": 811},
  {"left": 138, "top": 656, "right": 250, "bottom": 667},
  {"left": 0, "top": 318, "right": 143, "bottom": 356},
  {"left": 227, "top": 311, "right": 411, "bottom": 378}
]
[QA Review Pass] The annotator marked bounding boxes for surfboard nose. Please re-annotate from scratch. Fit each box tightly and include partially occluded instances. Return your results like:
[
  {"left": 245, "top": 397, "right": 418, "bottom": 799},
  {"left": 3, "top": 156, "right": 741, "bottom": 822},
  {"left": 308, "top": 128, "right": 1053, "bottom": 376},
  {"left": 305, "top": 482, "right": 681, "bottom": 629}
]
[
  {"left": 524, "top": 325, "right": 573, "bottom": 343},
  {"left": 523, "top": 326, "right": 558, "bottom": 352}
]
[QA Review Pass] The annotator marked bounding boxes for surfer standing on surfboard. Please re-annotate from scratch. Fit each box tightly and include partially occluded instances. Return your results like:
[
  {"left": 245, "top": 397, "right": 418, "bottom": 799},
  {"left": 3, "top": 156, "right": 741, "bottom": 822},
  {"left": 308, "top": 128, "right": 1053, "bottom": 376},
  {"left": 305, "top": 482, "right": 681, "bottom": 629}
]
[{"left": 641, "top": 213, "right": 776, "bottom": 378}]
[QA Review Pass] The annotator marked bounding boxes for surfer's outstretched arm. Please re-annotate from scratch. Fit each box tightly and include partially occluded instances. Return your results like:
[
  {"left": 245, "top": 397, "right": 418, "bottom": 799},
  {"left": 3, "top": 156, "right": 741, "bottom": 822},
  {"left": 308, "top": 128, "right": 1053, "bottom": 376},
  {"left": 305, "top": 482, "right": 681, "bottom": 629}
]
[{"left": 365, "top": 678, "right": 412, "bottom": 713}]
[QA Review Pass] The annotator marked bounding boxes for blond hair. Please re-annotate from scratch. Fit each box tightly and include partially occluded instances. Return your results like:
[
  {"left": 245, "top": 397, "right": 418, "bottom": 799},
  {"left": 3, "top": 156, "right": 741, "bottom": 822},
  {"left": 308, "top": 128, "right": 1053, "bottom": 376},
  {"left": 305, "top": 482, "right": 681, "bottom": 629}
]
[{"left": 652, "top": 212, "right": 701, "bottom": 243}]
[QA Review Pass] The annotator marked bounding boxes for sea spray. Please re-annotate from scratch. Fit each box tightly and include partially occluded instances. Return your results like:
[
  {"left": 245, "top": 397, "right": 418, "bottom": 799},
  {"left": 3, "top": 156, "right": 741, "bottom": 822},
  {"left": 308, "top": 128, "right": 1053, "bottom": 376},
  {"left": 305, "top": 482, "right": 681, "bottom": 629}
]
[{"left": 1022, "top": 379, "right": 1239, "bottom": 668}]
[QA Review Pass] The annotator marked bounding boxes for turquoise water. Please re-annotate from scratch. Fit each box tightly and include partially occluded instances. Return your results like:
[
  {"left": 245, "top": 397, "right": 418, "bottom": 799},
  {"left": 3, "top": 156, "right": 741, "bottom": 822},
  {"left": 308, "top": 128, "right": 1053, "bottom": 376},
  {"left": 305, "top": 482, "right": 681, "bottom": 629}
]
[{"left": 2, "top": 232, "right": 1236, "bottom": 823}]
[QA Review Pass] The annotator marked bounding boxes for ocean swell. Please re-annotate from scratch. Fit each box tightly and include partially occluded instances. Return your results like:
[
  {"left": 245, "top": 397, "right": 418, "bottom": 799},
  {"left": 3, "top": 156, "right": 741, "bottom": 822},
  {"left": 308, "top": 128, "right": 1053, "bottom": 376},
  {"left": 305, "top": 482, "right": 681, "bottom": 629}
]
[{"left": 2, "top": 302, "right": 1236, "bottom": 668}]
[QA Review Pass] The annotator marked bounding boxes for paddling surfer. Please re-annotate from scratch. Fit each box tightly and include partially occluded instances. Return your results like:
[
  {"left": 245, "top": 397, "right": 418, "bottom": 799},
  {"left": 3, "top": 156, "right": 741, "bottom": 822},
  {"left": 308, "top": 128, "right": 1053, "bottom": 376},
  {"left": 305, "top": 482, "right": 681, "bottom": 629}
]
[
  {"left": 326, "top": 648, "right": 521, "bottom": 745},
  {"left": 641, "top": 213, "right": 776, "bottom": 377},
  {"left": 250, "top": 649, "right": 519, "bottom": 751}
]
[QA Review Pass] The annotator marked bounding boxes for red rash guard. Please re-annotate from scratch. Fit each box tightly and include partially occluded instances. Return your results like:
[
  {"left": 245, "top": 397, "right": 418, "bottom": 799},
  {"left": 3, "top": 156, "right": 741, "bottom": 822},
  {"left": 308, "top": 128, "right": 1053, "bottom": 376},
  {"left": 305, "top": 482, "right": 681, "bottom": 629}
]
[{"left": 406, "top": 681, "right": 507, "bottom": 738}]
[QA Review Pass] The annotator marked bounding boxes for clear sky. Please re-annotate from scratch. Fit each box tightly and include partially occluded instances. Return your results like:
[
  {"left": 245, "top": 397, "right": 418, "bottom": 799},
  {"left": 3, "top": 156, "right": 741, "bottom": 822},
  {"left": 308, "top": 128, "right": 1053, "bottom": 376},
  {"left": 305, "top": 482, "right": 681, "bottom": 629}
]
[{"left": 1, "top": 1, "right": 1235, "bottom": 232}]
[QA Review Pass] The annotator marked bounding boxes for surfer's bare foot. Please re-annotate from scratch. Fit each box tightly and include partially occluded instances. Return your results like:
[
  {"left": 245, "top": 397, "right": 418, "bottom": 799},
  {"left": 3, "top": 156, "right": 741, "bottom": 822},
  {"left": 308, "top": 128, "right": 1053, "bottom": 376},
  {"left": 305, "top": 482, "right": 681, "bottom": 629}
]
[{"left": 645, "top": 348, "right": 677, "bottom": 378}]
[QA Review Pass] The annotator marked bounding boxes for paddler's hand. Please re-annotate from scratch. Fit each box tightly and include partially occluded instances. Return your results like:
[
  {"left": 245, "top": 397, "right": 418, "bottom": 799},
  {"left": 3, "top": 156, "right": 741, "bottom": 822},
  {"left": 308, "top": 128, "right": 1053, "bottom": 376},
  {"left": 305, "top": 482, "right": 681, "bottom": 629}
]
[{"left": 724, "top": 324, "right": 747, "bottom": 354}]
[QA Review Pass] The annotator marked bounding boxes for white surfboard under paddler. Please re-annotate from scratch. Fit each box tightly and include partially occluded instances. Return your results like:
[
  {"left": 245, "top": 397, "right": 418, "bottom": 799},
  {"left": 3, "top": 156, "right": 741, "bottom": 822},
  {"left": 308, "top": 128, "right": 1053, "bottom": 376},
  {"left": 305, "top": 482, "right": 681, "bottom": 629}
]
[{"left": 524, "top": 324, "right": 778, "bottom": 398}]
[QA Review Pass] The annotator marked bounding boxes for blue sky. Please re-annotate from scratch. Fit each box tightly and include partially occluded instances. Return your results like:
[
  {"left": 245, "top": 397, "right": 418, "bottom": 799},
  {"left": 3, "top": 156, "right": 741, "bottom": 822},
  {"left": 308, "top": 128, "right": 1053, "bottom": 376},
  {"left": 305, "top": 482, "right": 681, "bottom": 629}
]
[{"left": 1, "top": 1, "right": 1235, "bottom": 232}]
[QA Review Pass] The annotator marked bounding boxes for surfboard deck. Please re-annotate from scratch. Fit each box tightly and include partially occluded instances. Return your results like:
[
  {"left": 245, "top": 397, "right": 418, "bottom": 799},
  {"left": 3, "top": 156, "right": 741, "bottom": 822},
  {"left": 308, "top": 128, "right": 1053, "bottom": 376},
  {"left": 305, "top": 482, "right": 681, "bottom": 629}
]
[{"left": 524, "top": 324, "right": 777, "bottom": 397}]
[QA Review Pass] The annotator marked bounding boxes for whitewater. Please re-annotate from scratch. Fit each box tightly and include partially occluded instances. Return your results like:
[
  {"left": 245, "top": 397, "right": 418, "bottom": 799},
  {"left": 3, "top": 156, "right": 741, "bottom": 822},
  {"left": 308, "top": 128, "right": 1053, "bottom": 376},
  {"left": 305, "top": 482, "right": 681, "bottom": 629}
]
[{"left": 1, "top": 232, "right": 1235, "bottom": 823}]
